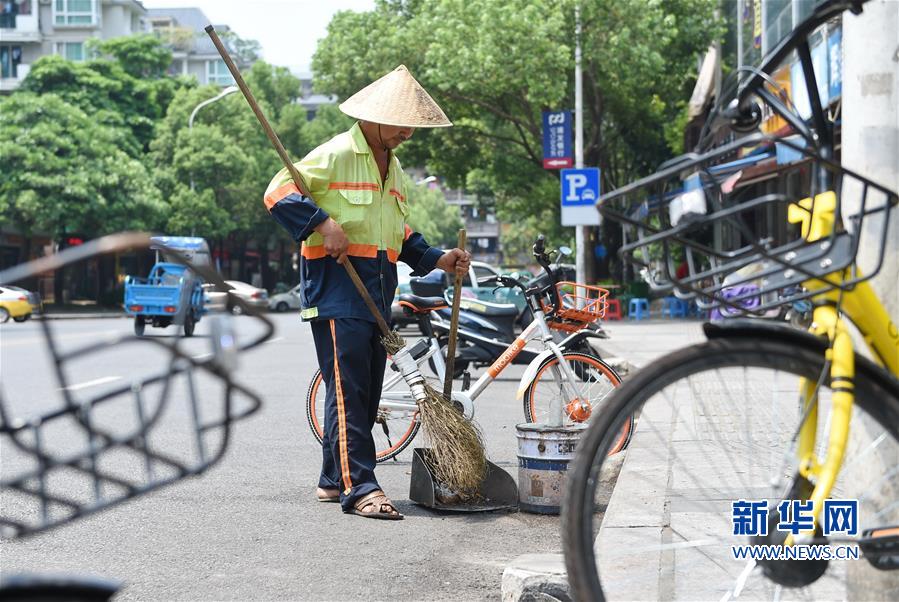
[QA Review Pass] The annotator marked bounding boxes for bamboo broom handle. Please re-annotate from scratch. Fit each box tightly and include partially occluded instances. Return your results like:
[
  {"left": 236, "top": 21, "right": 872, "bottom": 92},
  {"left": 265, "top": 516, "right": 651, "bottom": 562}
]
[
  {"left": 442, "top": 229, "right": 466, "bottom": 400},
  {"left": 206, "top": 25, "right": 392, "bottom": 338}
]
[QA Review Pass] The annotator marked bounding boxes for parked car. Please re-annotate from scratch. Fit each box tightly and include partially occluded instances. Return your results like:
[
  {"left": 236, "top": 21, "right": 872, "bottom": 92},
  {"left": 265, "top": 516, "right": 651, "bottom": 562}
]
[
  {"left": 406, "top": 261, "right": 527, "bottom": 309},
  {"left": 0, "top": 286, "right": 33, "bottom": 323},
  {"left": 269, "top": 284, "right": 302, "bottom": 312},
  {"left": 202, "top": 282, "right": 228, "bottom": 313},
  {"left": 224, "top": 280, "right": 268, "bottom": 315},
  {"left": 4, "top": 285, "right": 42, "bottom": 313}
]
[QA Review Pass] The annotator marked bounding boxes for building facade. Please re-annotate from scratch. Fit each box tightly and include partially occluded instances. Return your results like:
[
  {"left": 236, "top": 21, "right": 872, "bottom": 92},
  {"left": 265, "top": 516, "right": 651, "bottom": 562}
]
[
  {"left": 291, "top": 69, "right": 336, "bottom": 121},
  {"left": 1, "top": 0, "right": 148, "bottom": 92},
  {"left": 146, "top": 7, "right": 234, "bottom": 86}
]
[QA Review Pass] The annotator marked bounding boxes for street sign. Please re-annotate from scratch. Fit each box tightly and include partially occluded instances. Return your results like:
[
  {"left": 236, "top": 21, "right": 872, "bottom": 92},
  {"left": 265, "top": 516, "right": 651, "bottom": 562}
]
[
  {"left": 542, "top": 110, "right": 573, "bottom": 169},
  {"left": 560, "top": 167, "right": 601, "bottom": 226}
]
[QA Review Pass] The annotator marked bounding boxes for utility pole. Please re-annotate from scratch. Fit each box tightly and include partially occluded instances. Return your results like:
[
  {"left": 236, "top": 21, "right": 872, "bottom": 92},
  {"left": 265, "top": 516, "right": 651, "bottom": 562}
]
[
  {"left": 843, "top": 2, "right": 897, "bottom": 597},
  {"left": 574, "top": 2, "right": 588, "bottom": 286}
]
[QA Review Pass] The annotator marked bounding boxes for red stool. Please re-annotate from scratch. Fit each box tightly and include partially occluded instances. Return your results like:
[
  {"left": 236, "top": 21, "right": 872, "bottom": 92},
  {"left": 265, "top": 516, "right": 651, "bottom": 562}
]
[{"left": 605, "top": 298, "right": 622, "bottom": 320}]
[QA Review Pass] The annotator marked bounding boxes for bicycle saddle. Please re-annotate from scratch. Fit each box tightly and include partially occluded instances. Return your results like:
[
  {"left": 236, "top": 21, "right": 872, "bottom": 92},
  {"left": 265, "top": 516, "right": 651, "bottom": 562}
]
[{"left": 397, "top": 293, "right": 448, "bottom": 312}]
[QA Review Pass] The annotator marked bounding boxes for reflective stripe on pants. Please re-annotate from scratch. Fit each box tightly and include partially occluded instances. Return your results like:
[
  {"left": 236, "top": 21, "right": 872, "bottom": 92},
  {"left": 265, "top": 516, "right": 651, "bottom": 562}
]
[{"left": 311, "top": 317, "right": 387, "bottom": 511}]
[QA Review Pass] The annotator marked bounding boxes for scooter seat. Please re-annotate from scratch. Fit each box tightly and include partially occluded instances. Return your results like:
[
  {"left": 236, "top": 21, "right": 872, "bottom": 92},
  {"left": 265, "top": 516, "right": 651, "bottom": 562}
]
[
  {"left": 456, "top": 298, "right": 519, "bottom": 318},
  {"left": 398, "top": 293, "right": 448, "bottom": 313}
]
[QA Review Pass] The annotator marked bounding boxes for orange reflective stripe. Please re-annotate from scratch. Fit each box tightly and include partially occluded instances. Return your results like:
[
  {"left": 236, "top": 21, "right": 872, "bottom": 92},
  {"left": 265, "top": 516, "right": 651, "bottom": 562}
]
[
  {"left": 301, "top": 244, "right": 328, "bottom": 260},
  {"left": 389, "top": 188, "right": 405, "bottom": 202},
  {"left": 328, "top": 182, "right": 379, "bottom": 191},
  {"left": 302, "top": 244, "right": 399, "bottom": 260},
  {"left": 404, "top": 224, "right": 413, "bottom": 241},
  {"left": 263, "top": 182, "right": 300, "bottom": 211},
  {"left": 347, "top": 244, "right": 378, "bottom": 258},
  {"left": 330, "top": 320, "right": 353, "bottom": 495}
]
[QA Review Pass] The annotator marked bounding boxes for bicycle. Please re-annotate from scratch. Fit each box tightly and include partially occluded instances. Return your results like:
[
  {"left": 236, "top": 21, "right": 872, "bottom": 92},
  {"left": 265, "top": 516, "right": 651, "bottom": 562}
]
[
  {"left": 562, "top": 1, "right": 899, "bottom": 600},
  {"left": 305, "top": 236, "right": 634, "bottom": 461},
  {"left": 0, "top": 233, "right": 274, "bottom": 600}
]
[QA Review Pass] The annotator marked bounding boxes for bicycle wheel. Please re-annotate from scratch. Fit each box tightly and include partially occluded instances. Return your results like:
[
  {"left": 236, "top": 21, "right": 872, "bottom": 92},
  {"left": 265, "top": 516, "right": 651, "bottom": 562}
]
[
  {"left": 563, "top": 335, "right": 899, "bottom": 601},
  {"left": 305, "top": 368, "right": 421, "bottom": 462},
  {"left": 523, "top": 352, "right": 631, "bottom": 454}
]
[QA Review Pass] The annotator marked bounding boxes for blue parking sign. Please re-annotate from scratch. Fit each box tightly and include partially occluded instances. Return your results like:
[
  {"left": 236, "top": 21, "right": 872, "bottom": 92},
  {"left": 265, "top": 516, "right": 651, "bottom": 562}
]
[{"left": 560, "top": 168, "right": 601, "bottom": 226}]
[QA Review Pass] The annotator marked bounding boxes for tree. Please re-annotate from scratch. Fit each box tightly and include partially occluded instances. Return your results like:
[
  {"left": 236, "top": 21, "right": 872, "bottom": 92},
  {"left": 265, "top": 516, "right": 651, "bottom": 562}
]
[
  {"left": 219, "top": 30, "right": 263, "bottom": 66},
  {"left": 21, "top": 36, "right": 192, "bottom": 154},
  {"left": 87, "top": 34, "right": 172, "bottom": 79},
  {"left": 312, "top": 0, "right": 721, "bottom": 276},
  {"left": 0, "top": 93, "right": 165, "bottom": 237},
  {"left": 0, "top": 93, "right": 166, "bottom": 301},
  {"left": 149, "top": 63, "right": 307, "bottom": 286},
  {"left": 405, "top": 178, "right": 463, "bottom": 248}
]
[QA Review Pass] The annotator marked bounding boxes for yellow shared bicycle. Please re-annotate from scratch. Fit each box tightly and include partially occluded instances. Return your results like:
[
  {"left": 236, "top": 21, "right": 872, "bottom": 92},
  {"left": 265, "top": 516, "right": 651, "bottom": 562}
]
[{"left": 562, "top": 1, "right": 898, "bottom": 599}]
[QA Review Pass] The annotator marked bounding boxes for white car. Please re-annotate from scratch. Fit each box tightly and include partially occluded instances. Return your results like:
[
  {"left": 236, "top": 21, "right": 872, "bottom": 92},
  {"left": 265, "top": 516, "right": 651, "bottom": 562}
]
[
  {"left": 202, "top": 283, "right": 228, "bottom": 313},
  {"left": 269, "top": 284, "right": 302, "bottom": 312},
  {"left": 223, "top": 280, "right": 268, "bottom": 315}
]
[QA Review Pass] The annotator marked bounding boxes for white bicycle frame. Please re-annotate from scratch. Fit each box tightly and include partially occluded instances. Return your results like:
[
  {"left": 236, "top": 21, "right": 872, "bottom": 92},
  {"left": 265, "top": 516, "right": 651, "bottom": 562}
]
[{"left": 379, "top": 303, "right": 587, "bottom": 426}]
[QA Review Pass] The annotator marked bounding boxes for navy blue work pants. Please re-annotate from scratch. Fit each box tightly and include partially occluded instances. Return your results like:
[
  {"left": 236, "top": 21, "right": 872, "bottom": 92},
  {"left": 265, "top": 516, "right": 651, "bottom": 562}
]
[{"left": 310, "top": 318, "right": 387, "bottom": 511}]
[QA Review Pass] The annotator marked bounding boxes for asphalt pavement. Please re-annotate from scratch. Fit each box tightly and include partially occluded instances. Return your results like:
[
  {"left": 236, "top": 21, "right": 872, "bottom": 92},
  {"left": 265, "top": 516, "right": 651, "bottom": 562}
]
[{"left": 0, "top": 313, "right": 565, "bottom": 601}]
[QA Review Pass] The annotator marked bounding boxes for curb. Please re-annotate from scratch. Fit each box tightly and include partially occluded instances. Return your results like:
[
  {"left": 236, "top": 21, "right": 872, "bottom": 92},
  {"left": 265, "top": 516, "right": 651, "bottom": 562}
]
[
  {"left": 500, "top": 346, "right": 634, "bottom": 602},
  {"left": 35, "top": 313, "right": 128, "bottom": 320},
  {"left": 501, "top": 554, "right": 571, "bottom": 602}
]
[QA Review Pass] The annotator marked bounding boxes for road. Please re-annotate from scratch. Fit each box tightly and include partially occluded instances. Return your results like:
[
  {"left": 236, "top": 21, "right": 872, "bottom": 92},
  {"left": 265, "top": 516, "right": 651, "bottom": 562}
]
[{"left": 0, "top": 314, "right": 563, "bottom": 601}]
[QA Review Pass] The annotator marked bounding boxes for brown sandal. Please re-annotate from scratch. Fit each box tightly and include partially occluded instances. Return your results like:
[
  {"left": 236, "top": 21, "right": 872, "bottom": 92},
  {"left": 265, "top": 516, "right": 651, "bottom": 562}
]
[
  {"left": 351, "top": 491, "right": 404, "bottom": 520},
  {"left": 316, "top": 487, "right": 340, "bottom": 503}
]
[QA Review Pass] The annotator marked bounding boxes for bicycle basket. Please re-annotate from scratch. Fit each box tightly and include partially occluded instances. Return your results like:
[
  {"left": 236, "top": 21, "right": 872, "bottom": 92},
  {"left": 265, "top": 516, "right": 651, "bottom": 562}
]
[
  {"left": 541, "top": 282, "right": 609, "bottom": 327},
  {"left": 597, "top": 133, "right": 897, "bottom": 317},
  {"left": 0, "top": 233, "right": 274, "bottom": 539}
]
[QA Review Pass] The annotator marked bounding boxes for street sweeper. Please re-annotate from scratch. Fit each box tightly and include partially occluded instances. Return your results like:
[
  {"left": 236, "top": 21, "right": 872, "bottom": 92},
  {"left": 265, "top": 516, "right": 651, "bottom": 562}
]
[{"left": 263, "top": 65, "right": 471, "bottom": 520}]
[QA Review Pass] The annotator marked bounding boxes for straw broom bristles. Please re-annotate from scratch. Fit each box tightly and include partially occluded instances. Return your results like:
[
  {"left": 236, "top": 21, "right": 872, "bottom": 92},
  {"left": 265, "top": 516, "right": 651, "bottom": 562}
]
[
  {"left": 418, "top": 388, "right": 487, "bottom": 497},
  {"left": 382, "top": 332, "right": 487, "bottom": 496}
]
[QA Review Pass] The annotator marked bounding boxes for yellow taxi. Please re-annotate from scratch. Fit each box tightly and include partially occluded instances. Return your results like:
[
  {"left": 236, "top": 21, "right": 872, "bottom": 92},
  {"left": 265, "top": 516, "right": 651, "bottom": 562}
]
[{"left": 0, "top": 286, "right": 33, "bottom": 323}]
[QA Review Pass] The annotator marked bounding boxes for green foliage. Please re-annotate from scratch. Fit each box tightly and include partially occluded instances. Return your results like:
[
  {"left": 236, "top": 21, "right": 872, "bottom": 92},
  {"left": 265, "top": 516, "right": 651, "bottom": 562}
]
[
  {"left": 300, "top": 104, "right": 355, "bottom": 152},
  {"left": 663, "top": 100, "right": 691, "bottom": 155},
  {"left": 165, "top": 186, "right": 234, "bottom": 237},
  {"left": 87, "top": 34, "right": 172, "bottom": 79},
  {"left": 311, "top": 0, "right": 723, "bottom": 262},
  {"left": 405, "top": 178, "right": 463, "bottom": 248},
  {"left": 0, "top": 93, "right": 166, "bottom": 238},
  {"left": 21, "top": 36, "right": 191, "bottom": 153},
  {"left": 219, "top": 30, "right": 263, "bottom": 66},
  {"left": 149, "top": 62, "right": 304, "bottom": 245}
]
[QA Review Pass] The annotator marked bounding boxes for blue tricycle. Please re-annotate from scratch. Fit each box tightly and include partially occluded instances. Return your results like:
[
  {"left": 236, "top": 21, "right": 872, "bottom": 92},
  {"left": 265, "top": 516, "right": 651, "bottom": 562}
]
[{"left": 124, "top": 237, "right": 210, "bottom": 337}]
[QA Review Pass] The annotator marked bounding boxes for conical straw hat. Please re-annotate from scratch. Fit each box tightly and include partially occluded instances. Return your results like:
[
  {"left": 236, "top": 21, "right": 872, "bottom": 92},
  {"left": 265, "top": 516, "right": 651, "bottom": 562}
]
[{"left": 339, "top": 65, "right": 452, "bottom": 128}]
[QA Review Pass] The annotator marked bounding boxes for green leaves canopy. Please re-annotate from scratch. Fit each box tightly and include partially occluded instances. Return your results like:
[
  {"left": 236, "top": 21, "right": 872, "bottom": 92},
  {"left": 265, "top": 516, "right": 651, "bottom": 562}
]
[
  {"left": 312, "top": 0, "right": 721, "bottom": 263},
  {"left": 0, "top": 93, "right": 165, "bottom": 239}
]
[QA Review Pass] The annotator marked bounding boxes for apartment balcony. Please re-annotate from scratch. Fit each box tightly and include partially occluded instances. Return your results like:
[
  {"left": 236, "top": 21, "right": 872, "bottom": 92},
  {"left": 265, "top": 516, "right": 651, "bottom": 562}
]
[
  {"left": 0, "top": 12, "right": 41, "bottom": 42},
  {"left": 0, "top": 64, "right": 31, "bottom": 93}
]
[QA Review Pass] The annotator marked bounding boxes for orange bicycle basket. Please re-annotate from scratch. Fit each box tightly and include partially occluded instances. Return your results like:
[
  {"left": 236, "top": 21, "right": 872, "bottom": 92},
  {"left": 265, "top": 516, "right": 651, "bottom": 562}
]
[{"left": 541, "top": 282, "right": 609, "bottom": 324}]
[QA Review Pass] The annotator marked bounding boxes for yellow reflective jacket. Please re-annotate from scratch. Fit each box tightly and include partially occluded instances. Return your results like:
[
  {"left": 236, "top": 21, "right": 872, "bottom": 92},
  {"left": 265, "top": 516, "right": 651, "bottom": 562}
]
[{"left": 264, "top": 123, "right": 442, "bottom": 321}]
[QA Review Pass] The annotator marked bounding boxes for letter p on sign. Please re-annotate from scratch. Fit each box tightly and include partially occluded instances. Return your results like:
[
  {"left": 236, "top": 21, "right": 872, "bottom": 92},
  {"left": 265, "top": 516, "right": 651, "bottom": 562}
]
[{"left": 564, "top": 173, "right": 588, "bottom": 201}]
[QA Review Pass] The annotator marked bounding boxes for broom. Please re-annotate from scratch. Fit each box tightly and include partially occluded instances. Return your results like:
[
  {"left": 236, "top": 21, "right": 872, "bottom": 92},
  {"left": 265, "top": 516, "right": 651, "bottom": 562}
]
[{"left": 205, "top": 26, "right": 486, "bottom": 496}]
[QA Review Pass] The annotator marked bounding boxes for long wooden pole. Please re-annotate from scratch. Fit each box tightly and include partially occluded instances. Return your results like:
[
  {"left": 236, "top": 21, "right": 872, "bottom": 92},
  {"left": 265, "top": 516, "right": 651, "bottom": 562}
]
[
  {"left": 442, "top": 229, "right": 466, "bottom": 400},
  {"left": 205, "top": 25, "right": 392, "bottom": 338}
]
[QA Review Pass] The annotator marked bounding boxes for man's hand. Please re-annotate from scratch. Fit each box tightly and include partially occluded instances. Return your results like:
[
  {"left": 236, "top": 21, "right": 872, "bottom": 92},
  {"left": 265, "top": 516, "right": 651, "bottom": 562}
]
[
  {"left": 314, "top": 218, "right": 349, "bottom": 264},
  {"left": 436, "top": 248, "right": 471, "bottom": 277}
]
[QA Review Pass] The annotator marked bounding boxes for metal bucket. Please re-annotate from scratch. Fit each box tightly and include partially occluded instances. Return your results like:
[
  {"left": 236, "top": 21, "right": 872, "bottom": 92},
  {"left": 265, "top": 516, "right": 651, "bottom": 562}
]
[{"left": 516, "top": 423, "right": 587, "bottom": 514}]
